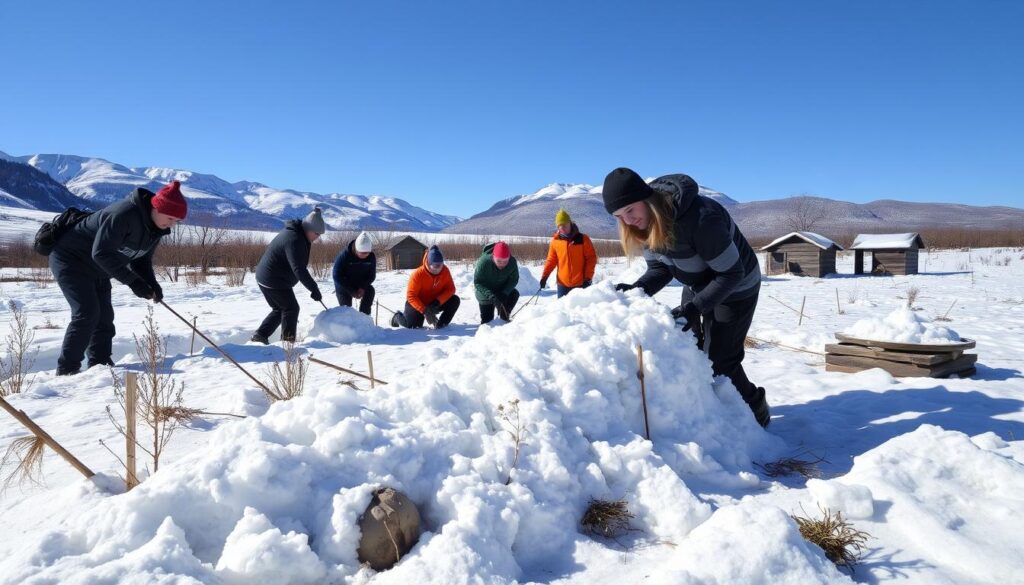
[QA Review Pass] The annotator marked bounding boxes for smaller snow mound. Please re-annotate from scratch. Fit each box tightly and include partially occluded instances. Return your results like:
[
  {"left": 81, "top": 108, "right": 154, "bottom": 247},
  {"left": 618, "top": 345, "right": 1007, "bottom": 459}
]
[
  {"left": 308, "top": 307, "right": 380, "bottom": 344},
  {"left": 844, "top": 306, "right": 961, "bottom": 344}
]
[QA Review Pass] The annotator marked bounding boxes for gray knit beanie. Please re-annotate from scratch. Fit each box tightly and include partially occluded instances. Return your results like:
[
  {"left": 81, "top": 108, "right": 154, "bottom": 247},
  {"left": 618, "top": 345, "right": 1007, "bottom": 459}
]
[{"left": 302, "top": 207, "right": 326, "bottom": 235}]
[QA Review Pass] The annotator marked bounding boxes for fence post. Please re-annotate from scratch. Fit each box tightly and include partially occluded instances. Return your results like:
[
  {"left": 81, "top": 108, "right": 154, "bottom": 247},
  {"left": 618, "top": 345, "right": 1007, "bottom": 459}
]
[
  {"left": 190, "top": 316, "right": 197, "bottom": 355},
  {"left": 126, "top": 372, "right": 139, "bottom": 490},
  {"left": 636, "top": 344, "right": 650, "bottom": 441},
  {"left": 798, "top": 296, "right": 807, "bottom": 326},
  {"left": 367, "top": 351, "right": 376, "bottom": 390}
]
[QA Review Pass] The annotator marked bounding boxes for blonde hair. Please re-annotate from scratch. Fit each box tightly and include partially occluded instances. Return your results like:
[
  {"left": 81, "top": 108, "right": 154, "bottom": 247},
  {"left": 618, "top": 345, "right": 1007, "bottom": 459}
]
[{"left": 617, "top": 190, "right": 675, "bottom": 258}]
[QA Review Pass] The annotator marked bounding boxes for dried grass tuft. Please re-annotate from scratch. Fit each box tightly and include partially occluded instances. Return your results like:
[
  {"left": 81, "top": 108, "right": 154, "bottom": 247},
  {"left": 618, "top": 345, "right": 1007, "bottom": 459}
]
[
  {"left": 1, "top": 435, "right": 46, "bottom": 490},
  {"left": 581, "top": 498, "right": 635, "bottom": 538},
  {"left": 792, "top": 506, "right": 871, "bottom": 570},
  {"left": 744, "top": 336, "right": 762, "bottom": 349},
  {"left": 755, "top": 451, "right": 828, "bottom": 479}
]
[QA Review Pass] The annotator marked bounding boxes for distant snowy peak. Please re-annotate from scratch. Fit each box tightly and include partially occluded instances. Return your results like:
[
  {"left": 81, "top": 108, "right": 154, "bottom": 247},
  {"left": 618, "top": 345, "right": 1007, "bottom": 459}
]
[{"left": 0, "top": 150, "right": 460, "bottom": 231}]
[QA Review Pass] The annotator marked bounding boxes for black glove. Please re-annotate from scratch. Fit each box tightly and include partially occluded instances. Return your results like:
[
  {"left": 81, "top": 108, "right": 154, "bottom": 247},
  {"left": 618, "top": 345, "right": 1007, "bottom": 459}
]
[
  {"left": 496, "top": 302, "right": 510, "bottom": 321},
  {"left": 615, "top": 283, "right": 637, "bottom": 292},
  {"left": 424, "top": 308, "right": 439, "bottom": 326},
  {"left": 672, "top": 302, "right": 703, "bottom": 333},
  {"left": 539, "top": 276, "right": 548, "bottom": 289},
  {"left": 150, "top": 281, "right": 164, "bottom": 303},
  {"left": 129, "top": 279, "right": 154, "bottom": 300},
  {"left": 310, "top": 288, "right": 322, "bottom": 302},
  {"left": 582, "top": 279, "right": 592, "bottom": 288}
]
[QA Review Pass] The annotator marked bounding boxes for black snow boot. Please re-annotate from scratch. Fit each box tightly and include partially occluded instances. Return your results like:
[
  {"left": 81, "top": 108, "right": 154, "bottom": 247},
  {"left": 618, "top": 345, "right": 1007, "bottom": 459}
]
[
  {"left": 55, "top": 367, "right": 80, "bottom": 376},
  {"left": 750, "top": 388, "right": 771, "bottom": 428},
  {"left": 390, "top": 312, "right": 404, "bottom": 328},
  {"left": 250, "top": 333, "right": 269, "bottom": 345}
]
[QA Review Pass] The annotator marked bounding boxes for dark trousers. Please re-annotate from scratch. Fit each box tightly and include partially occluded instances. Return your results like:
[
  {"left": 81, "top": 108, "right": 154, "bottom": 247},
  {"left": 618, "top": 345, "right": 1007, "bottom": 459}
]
[
  {"left": 51, "top": 255, "right": 115, "bottom": 374},
  {"left": 480, "top": 289, "right": 520, "bottom": 324},
  {"left": 336, "top": 284, "right": 375, "bottom": 315},
  {"left": 257, "top": 285, "right": 300, "bottom": 341},
  {"left": 702, "top": 287, "right": 765, "bottom": 412},
  {"left": 396, "top": 295, "right": 461, "bottom": 329}
]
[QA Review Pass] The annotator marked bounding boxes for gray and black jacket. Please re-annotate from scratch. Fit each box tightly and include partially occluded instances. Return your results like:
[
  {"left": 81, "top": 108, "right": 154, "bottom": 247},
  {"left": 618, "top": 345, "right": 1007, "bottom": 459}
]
[
  {"left": 255, "top": 220, "right": 320, "bottom": 293},
  {"left": 52, "top": 188, "right": 169, "bottom": 286},
  {"left": 633, "top": 174, "right": 760, "bottom": 312}
]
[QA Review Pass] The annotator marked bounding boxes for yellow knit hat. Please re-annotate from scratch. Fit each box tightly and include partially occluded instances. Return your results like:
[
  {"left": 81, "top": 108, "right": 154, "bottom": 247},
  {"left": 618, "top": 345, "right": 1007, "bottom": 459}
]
[{"left": 555, "top": 208, "right": 571, "bottom": 226}]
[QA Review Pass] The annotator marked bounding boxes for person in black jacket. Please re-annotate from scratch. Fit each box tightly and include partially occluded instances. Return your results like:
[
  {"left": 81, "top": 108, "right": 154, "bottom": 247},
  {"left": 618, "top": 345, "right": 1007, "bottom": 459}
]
[
  {"left": 49, "top": 180, "right": 188, "bottom": 375},
  {"left": 603, "top": 167, "right": 770, "bottom": 428},
  {"left": 251, "top": 208, "right": 326, "bottom": 344},
  {"left": 332, "top": 231, "right": 376, "bottom": 315}
]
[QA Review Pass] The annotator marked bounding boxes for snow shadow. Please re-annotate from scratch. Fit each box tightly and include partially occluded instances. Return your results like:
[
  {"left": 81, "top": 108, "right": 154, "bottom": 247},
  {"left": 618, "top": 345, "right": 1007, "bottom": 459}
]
[{"left": 771, "top": 386, "right": 1024, "bottom": 476}]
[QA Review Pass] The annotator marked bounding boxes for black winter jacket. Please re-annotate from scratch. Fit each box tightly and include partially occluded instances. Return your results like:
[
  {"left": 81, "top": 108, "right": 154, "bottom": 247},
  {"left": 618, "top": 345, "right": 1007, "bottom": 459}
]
[
  {"left": 633, "top": 174, "right": 761, "bottom": 313},
  {"left": 332, "top": 239, "right": 377, "bottom": 294},
  {"left": 255, "top": 220, "right": 320, "bottom": 293},
  {"left": 52, "top": 188, "right": 169, "bottom": 286}
]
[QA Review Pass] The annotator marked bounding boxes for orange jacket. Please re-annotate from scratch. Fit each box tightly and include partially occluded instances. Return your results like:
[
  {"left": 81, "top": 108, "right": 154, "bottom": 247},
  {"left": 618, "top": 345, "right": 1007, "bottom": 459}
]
[
  {"left": 542, "top": 225, "right": 597, "bottom": 287},
  {"left": 406, "top": 252, "right": 456, "bottom": 313}
]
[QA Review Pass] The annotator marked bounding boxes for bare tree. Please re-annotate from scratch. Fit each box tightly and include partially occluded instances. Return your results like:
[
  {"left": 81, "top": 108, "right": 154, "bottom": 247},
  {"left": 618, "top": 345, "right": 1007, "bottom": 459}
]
[
  {"left": 0, "top": 300, "right": 37, "bottom": 396},
  {"left": 187, "top": 223, "right": 228, "bottom": 275},
  {"left": 785, "top": 195, "right": 829, "bottom": 233},
  {"left": 103, "top": 307, "right": 185, "bottom": 474}
]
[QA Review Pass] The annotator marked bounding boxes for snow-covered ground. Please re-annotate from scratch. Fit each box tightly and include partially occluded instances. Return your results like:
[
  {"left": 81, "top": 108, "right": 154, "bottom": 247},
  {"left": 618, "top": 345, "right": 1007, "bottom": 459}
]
[{"left": 1, "top": 247, "right": 1022, "bottom": 584}]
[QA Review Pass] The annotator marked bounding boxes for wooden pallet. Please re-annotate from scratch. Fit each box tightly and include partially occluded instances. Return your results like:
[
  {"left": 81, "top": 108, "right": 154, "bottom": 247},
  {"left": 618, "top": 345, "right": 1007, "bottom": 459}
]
[{"left": 826, "top": 334, "right": 977, "bottom": 378}]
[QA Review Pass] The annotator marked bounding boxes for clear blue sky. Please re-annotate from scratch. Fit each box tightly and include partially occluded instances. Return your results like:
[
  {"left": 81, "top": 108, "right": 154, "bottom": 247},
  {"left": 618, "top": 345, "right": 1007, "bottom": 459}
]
[{"left": 1, "top": 0, "right": 1021, "bottom": 217}]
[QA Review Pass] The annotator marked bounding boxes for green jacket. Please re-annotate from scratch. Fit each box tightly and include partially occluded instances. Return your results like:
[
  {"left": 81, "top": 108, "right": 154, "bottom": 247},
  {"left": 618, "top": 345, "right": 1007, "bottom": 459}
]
[{"left": 474, "top": 243, "right": 519, "bottom": 305}]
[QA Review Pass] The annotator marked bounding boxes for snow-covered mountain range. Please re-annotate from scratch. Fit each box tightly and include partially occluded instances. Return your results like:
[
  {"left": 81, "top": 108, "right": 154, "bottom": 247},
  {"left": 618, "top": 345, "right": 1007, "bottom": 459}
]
[{"left": 0, "top": 151, "right": 460, "bottom": 231}]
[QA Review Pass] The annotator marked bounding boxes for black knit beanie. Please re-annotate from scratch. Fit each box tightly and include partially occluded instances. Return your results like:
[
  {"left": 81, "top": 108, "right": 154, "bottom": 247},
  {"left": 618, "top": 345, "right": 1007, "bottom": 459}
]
[{"left": 602, "top": 167, "right": 654, "bottom": 214}]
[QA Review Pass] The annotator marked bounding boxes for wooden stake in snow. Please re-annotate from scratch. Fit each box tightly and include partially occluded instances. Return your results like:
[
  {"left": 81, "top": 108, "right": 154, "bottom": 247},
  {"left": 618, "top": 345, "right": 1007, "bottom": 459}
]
[
  {"left": 0, "top": 394, "right": 94, "bottom": 480},
  {"left": 636, "top": 344, "right": 651, "bottom": 441},
  {"left": 125, "top": 372, "right": 139, "bottom": 490},
  {"left": 798, "top": 296, "right": 807, "bottom": 326},
  {"left": 190, "top": 316, "right": 197, "bottom": 355},
  {"left": 836, "top": 289, "right": 843, "bottom": 314},
  {"left": 309, "top": 355, "right": 389, "bottom": 386},
  {"left": 375, "top": 299, "right": 379, "bottom": 327},
  {"left": 367, "top": 350, "right": 376, "bottom": 390}
]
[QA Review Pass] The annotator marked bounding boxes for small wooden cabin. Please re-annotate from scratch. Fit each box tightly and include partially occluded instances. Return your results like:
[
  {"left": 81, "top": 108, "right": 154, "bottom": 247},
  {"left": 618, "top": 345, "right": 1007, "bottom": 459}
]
[
  {"left": 850, "top": 233, "right": 925, "bottom": 276},
  {"left": 386, "top": 236, "right": 428, "bottom": 270},
  {"left": 760, "top": 231, "right": 842, "bottom": 277}
]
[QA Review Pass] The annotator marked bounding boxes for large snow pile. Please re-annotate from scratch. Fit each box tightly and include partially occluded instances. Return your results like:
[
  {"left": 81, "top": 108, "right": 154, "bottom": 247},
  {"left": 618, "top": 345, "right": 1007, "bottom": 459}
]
[
  {"left": 3, "top": 283, "right": 870, "bottom": 584},
  {"left": 308, "top": 306, "right": 382, "bottom": 344},
  {"left": 844, "top": 306, "right": 962, "bottom": 344}
]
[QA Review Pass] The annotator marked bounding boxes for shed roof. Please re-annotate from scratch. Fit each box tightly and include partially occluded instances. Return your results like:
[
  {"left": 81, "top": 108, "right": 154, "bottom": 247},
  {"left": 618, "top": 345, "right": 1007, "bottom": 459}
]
[
  {"left": 760, "top": 231, "right": 842, "bottom": 251},
  {"left": 387, "top": 235, "right": 428, "bottom": 250},
  {"left": 849, "top": 233, "right": 925, "bottom": 250}
]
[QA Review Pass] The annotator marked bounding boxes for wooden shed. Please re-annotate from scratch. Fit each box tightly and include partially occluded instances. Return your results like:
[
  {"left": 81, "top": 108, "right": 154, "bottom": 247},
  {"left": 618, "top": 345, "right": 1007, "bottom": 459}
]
[
  {"left": 386, "top": 236, "right": 428, "bottom": 270},
  {"left": 850, "top": 233, "right": 925, "bottom": 276},
  {"left": 760, "top": 231, "right": 842, "bottom": 277}
]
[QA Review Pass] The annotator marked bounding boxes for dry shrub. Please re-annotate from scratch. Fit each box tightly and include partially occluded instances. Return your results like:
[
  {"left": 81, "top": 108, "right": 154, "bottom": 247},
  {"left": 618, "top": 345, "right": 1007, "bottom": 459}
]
[
  {"left": 744, "top": 336, "right": 762, "bottom": 349},
  {"left": 103, "top": 307, "right": 186, "bottom": 475},
  {"left": 1, "top": 435, "right": 46, "bottom": 490},
  {"left": 497, "top": 399, "right": 526, "bottom": 485},
  {"left": 265, "top": 342, "right": 307, "bottom": 401},
  {"left": 184, "top": 270, "right": 207, "bottom": 286},
  {"left": 581, "top": 498, "right": 635, "bottom": 538},
  {"left": 792, "top": 507, "right": 871, "bottom": 570},
  {"left": 905, "top": 285, "right": 920, "bottom": 308},
  {"left": 224, "top": 264, "right": 247, "bottom": 287},
  {"left": 755, "top": 451, "right": 828, "bottom": 479},
  {"left": 1, "top": 300, "right": 37, "bottom": 397}
]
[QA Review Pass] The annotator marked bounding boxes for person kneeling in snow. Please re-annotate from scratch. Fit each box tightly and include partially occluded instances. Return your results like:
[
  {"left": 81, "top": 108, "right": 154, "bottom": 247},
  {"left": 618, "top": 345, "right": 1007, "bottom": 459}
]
[
  {"left": 391, "top": 245, "right": 461, "bottom": 329},
  {"left": 332, "top": 231, "right": 376, "bottom": 315},
  {"left": 49, "top": 180, "right": 187, "bottom": 375},
  {"left": 474, "top": 241, "right": 519, "bottom": 324},
  {"left": 603, "top": 168, "right": 770, "bottom": 428},
  {"left": 250, "top": 208, "right": 325, "bottom": 344},
  {"left": 539, "top": 208, "right": 598, "bottom": 298}
]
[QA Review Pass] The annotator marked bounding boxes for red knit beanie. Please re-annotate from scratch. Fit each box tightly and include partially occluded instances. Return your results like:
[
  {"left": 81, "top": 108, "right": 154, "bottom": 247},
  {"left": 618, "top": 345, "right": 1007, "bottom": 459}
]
[
  {"left": 493, "top": 241, "right": 510, "bottom": 260},
  {"left": 152, "top": 180, "right": 188, "bottom": 219}
]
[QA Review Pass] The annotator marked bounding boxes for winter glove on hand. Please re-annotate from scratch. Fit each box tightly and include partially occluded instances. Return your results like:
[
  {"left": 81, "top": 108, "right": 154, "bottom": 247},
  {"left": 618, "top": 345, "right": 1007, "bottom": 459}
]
[
  {"left": 672, "top": 302, "right": 703, "bottom": 333},
  {"left": 424, "top": 310, "right": 439, "bottom": 327},
  {"left": 129, "top": 279, "right": 154, "bottom": 300},
  {"left": 615, "top": 282, "right": 637, "bottom": 292},
  {"left": 310, "top": 288, "right": 323, "bottom": 302},
  {"left": 149, "top": 281, "right": 164, "bottom": 303},
  {"left": 539, "top": 276, "right": 548, "bottom": 289},
  {"left": 497, "top": 302, "right": 510, "bottom": 321}
]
